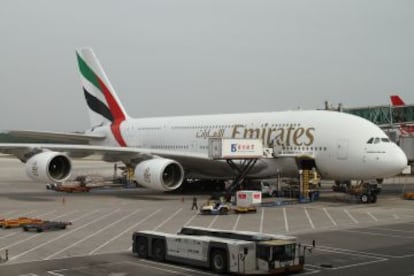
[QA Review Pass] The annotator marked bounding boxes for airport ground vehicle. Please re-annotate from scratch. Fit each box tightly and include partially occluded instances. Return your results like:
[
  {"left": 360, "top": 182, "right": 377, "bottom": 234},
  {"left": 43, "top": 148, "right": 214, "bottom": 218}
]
[
  {"left": 200, "top": 201, "right": 230, "bottom": 215},
  {"left": 0, "top": 217, "right": 43, "bottom": 229},
  {"left": 47, "top": 184, "right": 91, "bottom": 193},
  {"left": 22, "top": 221, "right": 72, "bottom": 232},
  {"left": 333, "top": 182, "right": 381, "bottom": 203},
  {"left": 132, "top": 226, "right": 307, "bottom": 274},
  {"left": 233, "top": 205, "right": 257, "bottom": 213}
]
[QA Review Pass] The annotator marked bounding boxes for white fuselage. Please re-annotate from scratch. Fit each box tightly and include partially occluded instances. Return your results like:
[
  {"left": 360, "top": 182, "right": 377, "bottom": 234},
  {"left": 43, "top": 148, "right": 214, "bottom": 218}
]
[{"left": 89, "top": 110, "right": 407, "bottom": 181}]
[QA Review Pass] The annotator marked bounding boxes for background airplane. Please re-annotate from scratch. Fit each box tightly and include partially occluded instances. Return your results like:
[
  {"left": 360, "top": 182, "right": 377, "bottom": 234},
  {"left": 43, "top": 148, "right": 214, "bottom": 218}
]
[{"left": 0, "top": 48, "right": 407, "bottom": 192}]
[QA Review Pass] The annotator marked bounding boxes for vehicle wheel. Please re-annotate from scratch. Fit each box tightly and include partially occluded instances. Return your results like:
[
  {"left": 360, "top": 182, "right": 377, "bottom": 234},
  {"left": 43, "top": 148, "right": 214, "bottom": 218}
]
[
  {"left": 136, "top": 237, "right": 148, "bottom": 258},
  {"left": 62, "top": 225, "right": 67, "bottom": 229},
  {"left": 376, "top": 178, "right": 384, "bottom": 184},
  {"left": 360, "top": 194, "right": 369, "bottom": 204},
  {"left": 219, "top": 208, "right": 227, "bottom": 215},
  {"left": 37, "top": 228, "right": 43, "bottom": 232},
  {"left": 210, "top": 249, "right": 227, "bottom": 273},
  {"left": 152, "top": 239, "right": 165, "bottom": 261},
  {"left": 23, "top": 227, "right": 28, "bottom": 231}
]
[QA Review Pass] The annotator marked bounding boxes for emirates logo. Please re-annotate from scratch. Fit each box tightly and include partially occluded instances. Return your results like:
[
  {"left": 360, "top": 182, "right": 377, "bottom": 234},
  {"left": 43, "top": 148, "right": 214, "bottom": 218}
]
[{"left": 144, "top": 167, "right": 151, "bottom": 183}]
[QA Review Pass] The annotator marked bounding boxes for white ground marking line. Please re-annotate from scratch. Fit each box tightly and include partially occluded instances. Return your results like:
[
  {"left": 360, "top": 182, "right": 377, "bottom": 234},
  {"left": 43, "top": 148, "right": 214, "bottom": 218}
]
[
  {"left": 17, "top": 210, "right": 38, "bottom": 217},
  {"left": 283, "top": 208, "right": 289, "bottom": 232},
  {"left": 207, "top": 215, "right": 219, "bottom": 229},
  {"left": 44, "top": 209, "right": 141, "bottom": 260},
  {"left": 153, "top": 208, "right": 182, "bottom": 231},
  {"left": 393, "top": 214, "right": 400, "bottom": 219},
  {"left": 260, "top": 208, "right": 264, "bottom": 233},
  {"left": 9, "top": 209, "right": 111, "bottom": 261},
  {"left": 48, "top": 271, "right": 65, "bottom": 276},
  {"left": 233, "top": 214, "right": 241, "bottom": 231},
  {"left": 183, "top": 214, "right": 197, "bottom": 227},
  {"left": 69, "top": 209, "right": 100, "bottom": 223},
  {"left": 49, "top": 210, "right": 80, "bottom": 220},
  {"left": 344, "top": 209, "right": 359, "bottom": 224},
  {"left": 367, "top": 212, "right": 378, "bottom": 222},
  {"left": 304, "top": 208, "right": 315, "bottom": 230},
  {"left": 34, "top": 210, "right": 58, "bottom": 219},
  {"left": 0, "top": 232, "right": 18, "bottom": 240},
  {"left": 90, "top": 208, "right": 161, "bottom": 255},
  {"left": 135, "top": 260, "right": 216, "bottom": 276},
  {"left": 323, "top": 208, "right": 337, "bottom": 226}
]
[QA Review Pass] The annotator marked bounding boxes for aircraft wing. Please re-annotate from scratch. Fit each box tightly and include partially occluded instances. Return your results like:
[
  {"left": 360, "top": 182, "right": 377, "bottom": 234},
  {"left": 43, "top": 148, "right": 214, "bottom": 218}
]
[
  {"left": 0, "top": 143, "right": 209, "bottom": 164},
  {"left": 3, "top": 130, "right": 106, "bottom": 144},
  {"left": 0, "top": 143, "right": 267, "bottom": 178}
]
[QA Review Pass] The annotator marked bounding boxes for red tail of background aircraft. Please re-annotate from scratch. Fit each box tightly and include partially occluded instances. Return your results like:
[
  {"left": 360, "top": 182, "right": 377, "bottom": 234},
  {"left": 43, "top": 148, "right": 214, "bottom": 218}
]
[{"left": 390, "top": 95, "right": 406, "bottom": 106}]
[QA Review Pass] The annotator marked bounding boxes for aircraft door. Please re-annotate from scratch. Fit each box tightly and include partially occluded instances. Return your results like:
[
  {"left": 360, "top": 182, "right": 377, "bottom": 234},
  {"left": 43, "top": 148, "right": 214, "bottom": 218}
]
[{"left": 336, "top": 139, "right": 349, "bottom": 160}]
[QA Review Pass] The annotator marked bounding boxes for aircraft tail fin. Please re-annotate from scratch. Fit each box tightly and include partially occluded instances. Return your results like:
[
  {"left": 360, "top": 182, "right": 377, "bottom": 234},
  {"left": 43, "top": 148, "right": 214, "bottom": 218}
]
[
  {"left": 76, "top": 48, "right": 129, "bottom": 147},
  {"left": 390, "top": 95, "right": 406, "bottom": 106}
]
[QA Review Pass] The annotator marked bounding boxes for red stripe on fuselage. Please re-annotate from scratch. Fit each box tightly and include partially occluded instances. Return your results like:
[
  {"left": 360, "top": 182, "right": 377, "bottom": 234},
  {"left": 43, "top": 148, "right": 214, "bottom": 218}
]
[{"left": 97, "top": 78, "right": 127, "bottom": 147}]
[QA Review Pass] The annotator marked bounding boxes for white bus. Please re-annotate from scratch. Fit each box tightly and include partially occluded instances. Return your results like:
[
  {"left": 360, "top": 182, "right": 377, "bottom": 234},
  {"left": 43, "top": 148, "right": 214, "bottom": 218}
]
[{"left": 132, "top": 226, "right": 307, "bottom": 274}]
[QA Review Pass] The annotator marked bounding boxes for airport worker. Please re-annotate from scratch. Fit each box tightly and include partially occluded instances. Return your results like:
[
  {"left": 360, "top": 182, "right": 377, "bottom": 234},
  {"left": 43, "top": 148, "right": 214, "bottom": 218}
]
[{"left": 191, "top": 196, "right": 198, "bottom": 210}]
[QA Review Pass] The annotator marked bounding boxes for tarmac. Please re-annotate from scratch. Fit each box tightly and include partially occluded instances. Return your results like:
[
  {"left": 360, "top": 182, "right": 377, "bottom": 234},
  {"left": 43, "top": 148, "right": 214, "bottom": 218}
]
[{"left": 0, "top": 158, "right": 412, "bottom": 275}]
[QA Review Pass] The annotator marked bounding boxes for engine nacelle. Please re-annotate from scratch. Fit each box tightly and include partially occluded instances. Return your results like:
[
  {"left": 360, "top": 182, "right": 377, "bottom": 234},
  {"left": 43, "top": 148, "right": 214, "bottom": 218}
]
[
  {"left": 25, "top": 152, "right": 72, "bottom": 183},
  {"left": 135, "top": 159, "right": 184, "bottom": 191}
]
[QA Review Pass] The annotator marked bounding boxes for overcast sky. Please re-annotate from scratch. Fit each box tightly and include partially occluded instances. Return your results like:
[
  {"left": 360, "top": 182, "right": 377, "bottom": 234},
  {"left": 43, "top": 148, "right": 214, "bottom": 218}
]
[{"left": 0, "top": 0, "right": 413, "bottom": 131}]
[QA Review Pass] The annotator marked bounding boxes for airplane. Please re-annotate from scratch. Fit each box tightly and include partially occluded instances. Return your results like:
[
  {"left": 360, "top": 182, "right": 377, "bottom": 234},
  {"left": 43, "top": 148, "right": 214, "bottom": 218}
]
[
  {"left": 390, "top": 95, "right": 406, "bottom": 107},
  {"left": 0, "top": 48, "right": 408, "bottom": 192}
]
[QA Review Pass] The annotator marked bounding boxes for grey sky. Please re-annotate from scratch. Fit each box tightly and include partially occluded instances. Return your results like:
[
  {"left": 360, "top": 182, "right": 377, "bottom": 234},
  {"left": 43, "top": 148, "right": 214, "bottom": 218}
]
[{"left": 0, "top": 0, "right": 413, "bottom": 131}]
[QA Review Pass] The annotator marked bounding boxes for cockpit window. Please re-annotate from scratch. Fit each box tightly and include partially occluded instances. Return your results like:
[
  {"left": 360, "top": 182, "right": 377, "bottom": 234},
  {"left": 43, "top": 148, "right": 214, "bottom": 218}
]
[
  {"left": 367, "top": 138, "right": 374, "bottom": 144},
  {"left": 381, "top": 138, "right": 390, "bottom": 143},
  {"left": 374, "top": 138, "right": 380, "bottom": 144}
]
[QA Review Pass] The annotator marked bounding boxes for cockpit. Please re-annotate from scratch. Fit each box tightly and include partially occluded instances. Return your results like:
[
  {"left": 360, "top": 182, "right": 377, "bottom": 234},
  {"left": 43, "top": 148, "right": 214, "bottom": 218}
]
[{"left": 366, "top": 137, "right": 391, "bottom": 144}]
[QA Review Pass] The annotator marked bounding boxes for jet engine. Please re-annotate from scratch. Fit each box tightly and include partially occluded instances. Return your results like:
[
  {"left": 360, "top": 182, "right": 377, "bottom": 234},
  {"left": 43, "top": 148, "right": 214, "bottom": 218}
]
[
  {"left": 25, "top": 152, "right": 72, "bottom": 183},
  {"left": 135, "top": 159, "right": 184, "bottom": 191}
]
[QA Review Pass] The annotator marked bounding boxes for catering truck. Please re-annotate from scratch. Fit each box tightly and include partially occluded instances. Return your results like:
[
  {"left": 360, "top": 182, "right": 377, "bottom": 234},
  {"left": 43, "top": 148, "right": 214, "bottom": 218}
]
[{"left": 132, "top": 226, "right": 307, "bottom": 274}]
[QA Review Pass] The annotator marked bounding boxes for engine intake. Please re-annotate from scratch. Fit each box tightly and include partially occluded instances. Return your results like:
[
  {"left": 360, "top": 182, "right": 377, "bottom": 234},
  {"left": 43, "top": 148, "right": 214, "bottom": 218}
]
[
  {"left": 135, "top": 159, "right": 184, "bottom": 191},
  {"left": 25, "top": 152, "right": 72, "bottom": 183}
]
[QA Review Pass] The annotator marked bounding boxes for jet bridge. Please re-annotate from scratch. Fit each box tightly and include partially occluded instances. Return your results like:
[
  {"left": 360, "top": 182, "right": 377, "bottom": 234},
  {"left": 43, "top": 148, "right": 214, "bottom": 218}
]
[{"left": 208, "top": 138, "right": 272, "bottom": 194}]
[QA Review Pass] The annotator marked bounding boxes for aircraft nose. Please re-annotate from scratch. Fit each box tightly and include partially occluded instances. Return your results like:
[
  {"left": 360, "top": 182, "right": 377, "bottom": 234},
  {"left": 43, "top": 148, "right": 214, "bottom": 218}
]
[{"left": 393, "top": 146, "right": 408, "bottom": 173}]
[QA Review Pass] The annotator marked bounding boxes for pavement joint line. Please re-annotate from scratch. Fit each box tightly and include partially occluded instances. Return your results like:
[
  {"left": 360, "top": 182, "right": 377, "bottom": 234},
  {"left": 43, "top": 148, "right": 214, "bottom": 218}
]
[
  {"left": 316, "top": 245, "right": 394, "bottom": 258},
  {"left": 16, "top": 210, "right": 37, "bottom": 217},
  {"left": 371, "top": 226, "right": 414, "bottom": 233},
  {"left": 304, "top": 208, "right": 315, "bottom": 230},
  {"left": 283, "top": 208, "right": 289, "bottom": 232},
  {"left": 70, "top": 209, "right": 101, "bottom": 223},
  {"left": 393, "top": 214, "right": 400, "bottom": 219},
  {"left": 323, "top": 208, "right": 337, "bottom": 226},
  {"left": 207, "top": 214, "right": 218, "bottom": 229},
  {"left": 344, "top": 209, "right": 359, "bottom": 224},
  {"left": 90, "top": 208, "right": 162, "bottom": 255},
  {"left": 9, "top": 209, "right": 119, "bottom": 261},
  {"left": 137, "top": 259, "right": 216, "bottom": 276},
  {"left": 44, "top": 209, "right": 142, "bottom": 260},
  {"left": 0, "top": 210, "right": 18, "bottom": 217},
  {"left": 0, "top": 232, "right": 18, "bottom": 240},
  {"left": 342, "top": 228, "right": 414, "bottom": 239},
  {"left": 153, "top": 208, "right": 182, "bottom": 231},
  {"left": 232, "top": 214, "right": 241, "bottom": 231},
  {"left": 330, "top": 258, "right": 388, "bottom": 270}
]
